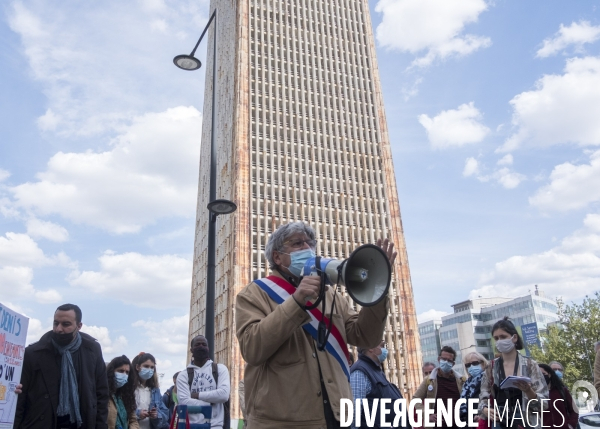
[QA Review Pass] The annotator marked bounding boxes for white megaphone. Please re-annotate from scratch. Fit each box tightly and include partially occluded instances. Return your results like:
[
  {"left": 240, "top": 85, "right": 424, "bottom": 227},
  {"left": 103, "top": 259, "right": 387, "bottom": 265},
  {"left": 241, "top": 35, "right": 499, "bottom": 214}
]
[{"left": 301, "top": 244, "right": 392, "bottom": 307}]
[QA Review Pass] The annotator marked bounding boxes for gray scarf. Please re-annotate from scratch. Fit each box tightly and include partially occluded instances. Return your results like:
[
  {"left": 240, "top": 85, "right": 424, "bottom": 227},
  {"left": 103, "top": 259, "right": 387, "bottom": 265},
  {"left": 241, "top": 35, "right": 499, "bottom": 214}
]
[{"left": 52, "top": 331, "right": 83, "bottom": 428}]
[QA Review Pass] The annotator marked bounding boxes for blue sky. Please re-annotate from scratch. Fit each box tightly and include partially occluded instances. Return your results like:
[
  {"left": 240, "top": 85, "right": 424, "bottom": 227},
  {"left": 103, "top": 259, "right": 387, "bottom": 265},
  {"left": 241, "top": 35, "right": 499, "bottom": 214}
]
[{"left": 1, "top": 0, "right": 600, "bottom": 380}]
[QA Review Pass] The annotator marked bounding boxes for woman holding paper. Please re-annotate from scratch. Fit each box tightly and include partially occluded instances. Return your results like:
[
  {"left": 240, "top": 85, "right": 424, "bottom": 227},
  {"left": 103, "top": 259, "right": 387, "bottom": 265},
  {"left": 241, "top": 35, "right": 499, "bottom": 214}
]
[{"left": 479, "top": 317, "right": 549, "bottom": 429}]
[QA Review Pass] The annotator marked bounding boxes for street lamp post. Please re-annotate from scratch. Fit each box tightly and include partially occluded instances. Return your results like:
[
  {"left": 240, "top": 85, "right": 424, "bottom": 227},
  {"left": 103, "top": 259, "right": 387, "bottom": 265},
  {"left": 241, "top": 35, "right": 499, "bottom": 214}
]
[{"left": 174, "top": 9, "right": 237, "bottom": 360}]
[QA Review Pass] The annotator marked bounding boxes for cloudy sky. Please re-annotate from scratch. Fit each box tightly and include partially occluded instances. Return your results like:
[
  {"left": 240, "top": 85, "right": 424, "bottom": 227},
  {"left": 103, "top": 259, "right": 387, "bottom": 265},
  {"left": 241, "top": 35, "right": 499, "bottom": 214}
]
[{"left": 1, "top": 0, "right": 600, "bottom": 379}]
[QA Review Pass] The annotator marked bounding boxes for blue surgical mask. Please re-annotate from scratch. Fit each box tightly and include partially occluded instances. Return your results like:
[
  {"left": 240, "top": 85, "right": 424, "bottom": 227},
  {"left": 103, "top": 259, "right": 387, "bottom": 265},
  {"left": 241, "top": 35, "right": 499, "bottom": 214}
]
[
  {"left": 468, "top": 365, "right": 483, "bottom": 377},
  {"left": 439, "top": 359, "right": 453, "bottom": 373},
  {"left": 115, "top": 372, "right": 129, "bottom": 388},
  {"left": 284, "top": 248, "right": 315, "bottom": 277},
  {"left": 378, "top": 347, "right": 388, "bottom": 363},
  {"left": 555, "top": 370, "right": 563, "bottom": 379},
  {"left": 139, "top": 368, "right": 154, "bottom": 381}
]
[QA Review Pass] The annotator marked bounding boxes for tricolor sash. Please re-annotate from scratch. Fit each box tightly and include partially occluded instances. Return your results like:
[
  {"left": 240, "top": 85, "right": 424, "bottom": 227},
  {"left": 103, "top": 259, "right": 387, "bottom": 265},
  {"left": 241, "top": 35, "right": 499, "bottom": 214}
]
[{"left": 253, "top": 275, "right": 351, "bottom": 380}]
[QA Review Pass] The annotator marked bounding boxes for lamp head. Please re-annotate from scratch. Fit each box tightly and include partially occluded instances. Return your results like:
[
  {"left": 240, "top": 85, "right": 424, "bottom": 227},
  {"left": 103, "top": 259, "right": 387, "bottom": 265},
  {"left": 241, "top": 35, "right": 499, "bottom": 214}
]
[
  {"left": 173, "top": 54, "right": 202, "bottom": 71},
  {"left": 207, "top": 199, "right": 237, "bottom": 215}
]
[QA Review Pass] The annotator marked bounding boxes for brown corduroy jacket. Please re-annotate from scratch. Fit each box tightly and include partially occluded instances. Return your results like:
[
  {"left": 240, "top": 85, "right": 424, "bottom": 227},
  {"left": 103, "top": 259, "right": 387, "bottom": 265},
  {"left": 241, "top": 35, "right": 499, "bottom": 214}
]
[
  {"left": 107, "top": 396, "right": 139, "bottom": 429},
  {"left": 235, "top": 270, "right": 389, "bottom": 429}
]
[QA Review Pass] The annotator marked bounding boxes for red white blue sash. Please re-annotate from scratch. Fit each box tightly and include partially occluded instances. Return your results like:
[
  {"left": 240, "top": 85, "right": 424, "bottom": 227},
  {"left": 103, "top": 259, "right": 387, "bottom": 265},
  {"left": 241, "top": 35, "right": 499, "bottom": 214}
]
[{"left": 253, "top": 276, "right": 351, "bottom": 380}]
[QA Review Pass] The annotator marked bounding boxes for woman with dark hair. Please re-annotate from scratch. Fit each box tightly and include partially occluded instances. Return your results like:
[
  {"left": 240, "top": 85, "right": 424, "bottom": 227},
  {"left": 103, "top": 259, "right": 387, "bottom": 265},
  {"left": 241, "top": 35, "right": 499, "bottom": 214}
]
[
  {"left": 131, "top": 352, "right": 169, "bottom": 429},
  {"left": 479, "top": 317, "right": 548, "bottom": 429},
  {"left": 107, "top": 355, "right": 139, "bottom": 429},
  {"left": 538, "top": 363, "right": 578, "bottom": 429}
]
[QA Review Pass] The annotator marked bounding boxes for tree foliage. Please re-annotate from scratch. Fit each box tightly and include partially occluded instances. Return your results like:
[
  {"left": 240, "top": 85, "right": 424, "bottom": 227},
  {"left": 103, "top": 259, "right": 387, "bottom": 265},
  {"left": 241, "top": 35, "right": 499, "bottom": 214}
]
[{"left": 530, "top": 292, "right": 600, "bottom": 387}]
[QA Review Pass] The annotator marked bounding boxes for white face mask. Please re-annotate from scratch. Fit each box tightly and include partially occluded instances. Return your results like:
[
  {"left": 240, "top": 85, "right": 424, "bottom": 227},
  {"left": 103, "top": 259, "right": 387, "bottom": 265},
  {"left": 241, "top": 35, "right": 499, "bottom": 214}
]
[{"left": 496, "top": 336, "right": 516, "bottom": 353}]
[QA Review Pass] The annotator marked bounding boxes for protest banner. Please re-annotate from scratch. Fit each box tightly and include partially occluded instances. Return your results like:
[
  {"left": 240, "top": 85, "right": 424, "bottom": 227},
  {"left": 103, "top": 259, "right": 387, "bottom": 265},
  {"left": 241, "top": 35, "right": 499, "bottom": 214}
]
[{"left": 0, "top": 303, "right": 29, "bottom": 428}]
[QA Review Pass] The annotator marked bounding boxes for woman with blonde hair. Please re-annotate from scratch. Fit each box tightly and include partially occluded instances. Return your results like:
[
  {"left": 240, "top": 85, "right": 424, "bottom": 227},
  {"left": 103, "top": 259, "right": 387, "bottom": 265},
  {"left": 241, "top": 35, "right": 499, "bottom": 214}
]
[{"left": 459, "top": 351, "right": 488, "bottom": 422}]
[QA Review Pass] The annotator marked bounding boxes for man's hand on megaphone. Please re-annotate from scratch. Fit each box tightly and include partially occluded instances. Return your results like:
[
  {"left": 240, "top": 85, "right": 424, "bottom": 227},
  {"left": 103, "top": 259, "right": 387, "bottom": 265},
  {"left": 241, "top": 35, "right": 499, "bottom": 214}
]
[
  {"left": 292, "top": 276, "right": 322, "bottom": 305},
  {"left": 376, "top": 238, "right": 397, "bottom": 267}
]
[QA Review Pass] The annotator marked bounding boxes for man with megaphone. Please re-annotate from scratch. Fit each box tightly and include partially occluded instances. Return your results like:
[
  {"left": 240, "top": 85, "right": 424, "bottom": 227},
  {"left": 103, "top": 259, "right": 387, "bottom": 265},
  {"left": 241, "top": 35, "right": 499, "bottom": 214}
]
[{"left": 235, "top": 221, "right": 396, "bottom": 429}]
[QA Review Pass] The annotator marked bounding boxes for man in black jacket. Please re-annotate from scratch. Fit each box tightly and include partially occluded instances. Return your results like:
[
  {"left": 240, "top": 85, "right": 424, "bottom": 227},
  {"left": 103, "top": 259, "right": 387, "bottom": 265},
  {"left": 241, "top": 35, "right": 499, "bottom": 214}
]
[
  {"left": 14, "top": 303, "right": 109, "bottom": 429},
  {"left": 350, "top": 341, "right": 408, "bottom": 429}
]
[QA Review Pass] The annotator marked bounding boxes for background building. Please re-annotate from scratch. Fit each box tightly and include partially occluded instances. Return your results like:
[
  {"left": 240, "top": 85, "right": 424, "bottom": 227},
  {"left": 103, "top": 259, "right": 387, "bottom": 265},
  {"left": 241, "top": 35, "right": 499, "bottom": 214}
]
[
  {"left": 188, "top": 0, "right": 422, "bottom": 415},
  {"left": 419, "top": 288, "right": 559, "bottom": 374},
  {"left": 418, "top": 318, "right": 442, "bottom": 367}
]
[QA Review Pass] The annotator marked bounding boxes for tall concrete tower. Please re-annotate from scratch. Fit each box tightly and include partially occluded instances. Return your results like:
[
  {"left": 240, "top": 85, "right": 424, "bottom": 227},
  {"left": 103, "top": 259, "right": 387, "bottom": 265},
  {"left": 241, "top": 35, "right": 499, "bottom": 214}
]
[{"left": 189, "top": 0, "right": 422, "bottom": 416}]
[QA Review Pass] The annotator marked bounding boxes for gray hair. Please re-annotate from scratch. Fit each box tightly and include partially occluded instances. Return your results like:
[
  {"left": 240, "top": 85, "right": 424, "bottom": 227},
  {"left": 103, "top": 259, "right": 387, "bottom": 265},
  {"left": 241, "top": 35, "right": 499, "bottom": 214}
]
[
  {"left": 264, "top": 222, "right": 316, "bottom": 268},
  {"left": 463, "top": 351, "right": 489, "bottom": 370},
  {"left": 422, "top": 362, "right": 436, "bottom": 370},
  {"left": 549, "top": 361, "right": 564, "bottom": 370}
]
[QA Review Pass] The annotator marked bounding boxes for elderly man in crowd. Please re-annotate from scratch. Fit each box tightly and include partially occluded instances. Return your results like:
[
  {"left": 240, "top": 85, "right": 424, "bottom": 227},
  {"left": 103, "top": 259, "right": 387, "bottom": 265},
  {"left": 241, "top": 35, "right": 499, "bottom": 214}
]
[{"left": 235, "top": 221, "right": 396, "bottom": 429}]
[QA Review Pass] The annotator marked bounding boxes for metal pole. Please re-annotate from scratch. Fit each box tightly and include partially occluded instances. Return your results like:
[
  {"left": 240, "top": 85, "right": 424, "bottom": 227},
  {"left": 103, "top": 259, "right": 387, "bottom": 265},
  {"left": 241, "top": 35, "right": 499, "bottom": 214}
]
[{"left": 205, "top": 10, "right": 218, "bottom": 361}]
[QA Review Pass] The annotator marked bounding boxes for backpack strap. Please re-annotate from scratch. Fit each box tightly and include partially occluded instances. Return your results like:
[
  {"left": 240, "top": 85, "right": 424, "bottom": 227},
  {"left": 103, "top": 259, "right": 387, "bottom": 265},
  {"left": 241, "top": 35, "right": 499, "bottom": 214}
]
[
  {"left": 187, "top": 367, "right": 195, "bottom": 389},
  {"left": 212, "top": 362, "right": 219, "bottom": 385}
]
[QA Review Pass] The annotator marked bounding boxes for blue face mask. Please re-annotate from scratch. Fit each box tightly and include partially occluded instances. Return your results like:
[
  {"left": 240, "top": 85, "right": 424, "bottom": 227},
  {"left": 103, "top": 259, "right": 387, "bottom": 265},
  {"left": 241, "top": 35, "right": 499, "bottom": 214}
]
[
  {"left": 378, "top": 348, "right": 388, "bottom": 363},
  {"left": 555, "top": 370, "right": 563, "bottom": 379},
  {"left": 138, "top": 367, "right": 154, "bottom": 381},
  {"left": 439, "top": 359, "right": 453, "bottom": 373},
  {"left": 468, "top": 365, "right": 483, "bottom": 377},
  {"left": 284, "top": 248, "right": 315, "bottom": 277},
  {"left": 115, "top": 372, "right": 129, "bottom": 388}
]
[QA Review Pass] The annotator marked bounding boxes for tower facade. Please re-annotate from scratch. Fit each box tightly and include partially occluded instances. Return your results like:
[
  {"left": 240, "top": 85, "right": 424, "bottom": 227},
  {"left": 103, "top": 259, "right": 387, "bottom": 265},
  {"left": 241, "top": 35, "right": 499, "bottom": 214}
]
[{"left": 189, "top": 0, "right": 422, "bottom": 416}]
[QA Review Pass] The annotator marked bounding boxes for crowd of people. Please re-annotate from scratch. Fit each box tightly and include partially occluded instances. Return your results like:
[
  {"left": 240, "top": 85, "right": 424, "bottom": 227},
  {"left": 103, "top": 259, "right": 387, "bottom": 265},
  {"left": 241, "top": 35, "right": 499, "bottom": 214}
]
[{"left": 11, "top": 222, "right": 600, "bottom": 429}]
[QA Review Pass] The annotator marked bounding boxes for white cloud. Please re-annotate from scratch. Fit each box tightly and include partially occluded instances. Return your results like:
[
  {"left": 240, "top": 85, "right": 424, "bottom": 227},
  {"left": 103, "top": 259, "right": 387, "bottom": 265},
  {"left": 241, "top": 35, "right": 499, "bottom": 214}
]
[
  {"left": 463, "top": 157, "right": 480, "bottom": 177},
  {"left": 495, "top": 168, "right": 526, "bottom": 189},
  {"left": 25, "top": 317, "right": 47, "bottom": 345},
  {"left": 132, "top": 315, "right": 190, "bottom": 355},
  {"left": 68, "top": 251, "right": 192, "bottom": 308},
  {"left": 463, "top": 160, "right": 525, "bottom": 189},
  {"left": 470, "top": 213, "right": 600, "bottom": 301},
  {"left": 419, "top": 102, "right": 490, "bottom": 149},
  {"left": 0, "top": 266, "right": 62, "bottom": 304},
  {"left": 7, "top": 1, "right": 207, "bottom": 136},
  {"left": 0, "top": 169, "right": 10, "bottom": 182},
  {"left": 497, "top": 154, "right": 513, "bottom": 166},
  {"left": 34, "top": 289, "right": 63, "bottom": 304},
  {"left": 537, "top": 21, "right": 600, "bottom": 58},
  {"left": 26, "top": 218, "right": 69, "bottom": 242},
  {"left": 375, "top": 0, "right": 491, "bottom": 67},
  {"left": 81, "top": 325, "right": 128, "bottom": 355},
  {"left": 530, "top": 150, "right": 600, "bottom": 212},
  {"left": 0, "top": 233, "right": 50, "bottom": 267},
  {"left": 502, "top": 56, "right": 600, "bottom": 152},
  {"left": 11, "top": 107, "right": 201, "bottom": 234},
  {"left": 417, "top": 309, "right": 449, "bottom": 323}
]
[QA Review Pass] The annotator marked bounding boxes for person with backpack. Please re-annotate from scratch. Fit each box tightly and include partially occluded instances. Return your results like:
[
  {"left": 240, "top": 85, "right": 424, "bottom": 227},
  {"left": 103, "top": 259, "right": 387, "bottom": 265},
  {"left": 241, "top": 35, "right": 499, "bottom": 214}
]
[
  {"left": 538, "top": 364, "right": 578, "bottom": 429},
  {"left": 177, "top": 335, "right": 230, "bottom": 429},
  {"left": 161, "top": 372, "right": 180, "bottom": 423}
]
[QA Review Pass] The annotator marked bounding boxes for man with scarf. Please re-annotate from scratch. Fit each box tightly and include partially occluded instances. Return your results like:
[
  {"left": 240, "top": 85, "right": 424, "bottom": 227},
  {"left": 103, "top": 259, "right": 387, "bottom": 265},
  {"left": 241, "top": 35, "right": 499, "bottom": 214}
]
[
  {"left": 235, "top": 221, "right": 396, "bottom": 429},
  {"left": 14, "top": 303, "right": 109, "bottom": 429},
  {"left": 176, "top": 335, "right": 230, "bottom": 428}
]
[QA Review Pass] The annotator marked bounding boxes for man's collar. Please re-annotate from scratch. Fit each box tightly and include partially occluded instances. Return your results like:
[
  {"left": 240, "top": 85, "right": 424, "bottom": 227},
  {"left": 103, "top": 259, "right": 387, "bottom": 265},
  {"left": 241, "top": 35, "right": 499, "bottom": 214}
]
[{"left": 272, "top": 267, "right": 299, "bottom": 287}]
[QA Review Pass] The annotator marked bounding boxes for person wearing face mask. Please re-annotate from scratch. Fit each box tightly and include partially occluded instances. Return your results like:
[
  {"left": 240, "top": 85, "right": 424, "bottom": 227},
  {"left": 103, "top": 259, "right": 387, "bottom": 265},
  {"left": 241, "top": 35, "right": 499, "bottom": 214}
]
[
  {"left": 549, "top": 361, "right": 565, "bottom": 381},
  {"left": 350, "top": 341, "right": 407, "bottom": 429},
  {"left": 14, "top": 303, "right": 109, "bottom": 429},
  {"left": 131, "top": 353, "right": 169, "bottom": 429},
  {"left": 235, "top": 222, "right": 396, "bottom": 429},
  {"left": 538, "top": 364, "right": 578, "bottom": 429},
  {"left": 479, "top": 317, "right": 548, "bottom": 429},
  {"left": 176, "top": 335, "right": 230, "bottom": 429},
  {"left": 107, "top": 355, "right": 139, "bottom": 429},
  {"left": 413, "top": 345, "right": 466, "bottom": 428},
  {"left": 458, "top": 352, "right": 488, "bottom": 423}
]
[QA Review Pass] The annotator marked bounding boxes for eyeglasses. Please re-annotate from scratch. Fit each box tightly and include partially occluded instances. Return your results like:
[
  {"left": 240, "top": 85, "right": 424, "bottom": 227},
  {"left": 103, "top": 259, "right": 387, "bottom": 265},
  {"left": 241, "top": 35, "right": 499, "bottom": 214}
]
[
  {"left": 465, "top": 361, "right": 482, "bottom": 369},
  {"left": 423, "top": 371, "right": 432, "bottom": 376},
  {"left": 283, "top": 238, "right": 317, "bottom": 249}
]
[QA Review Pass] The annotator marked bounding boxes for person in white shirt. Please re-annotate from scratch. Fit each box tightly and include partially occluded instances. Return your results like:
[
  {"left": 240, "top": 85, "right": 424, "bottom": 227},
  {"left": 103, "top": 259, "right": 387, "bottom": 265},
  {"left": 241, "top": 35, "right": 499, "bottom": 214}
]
[{"left": 177, "top": 335, "right": 230, "bottom": 429}]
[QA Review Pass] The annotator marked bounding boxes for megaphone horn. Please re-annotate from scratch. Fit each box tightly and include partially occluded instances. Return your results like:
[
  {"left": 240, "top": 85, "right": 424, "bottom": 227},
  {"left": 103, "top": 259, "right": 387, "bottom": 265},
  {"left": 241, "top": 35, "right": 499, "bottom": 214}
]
[{"left": 308, "top": 244, "right": 392, "bottom": 307}]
